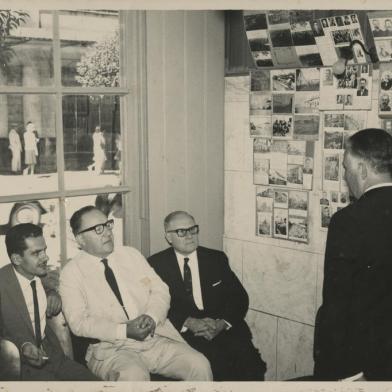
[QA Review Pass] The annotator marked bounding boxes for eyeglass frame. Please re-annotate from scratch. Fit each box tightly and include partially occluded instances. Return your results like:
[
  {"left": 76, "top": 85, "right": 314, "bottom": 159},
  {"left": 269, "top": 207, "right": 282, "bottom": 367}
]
[
  {"left": 166, "top": 224, "right": 199, "bottom": 238},
  {"left": 77, "top": 219, "right": 114, "bottom": 235}
]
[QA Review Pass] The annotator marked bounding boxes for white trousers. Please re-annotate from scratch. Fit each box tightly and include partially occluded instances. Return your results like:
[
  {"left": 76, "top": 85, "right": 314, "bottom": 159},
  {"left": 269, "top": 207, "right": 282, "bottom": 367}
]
[{"left": 87, "top": 336, "right": 212, "bottom": 381}]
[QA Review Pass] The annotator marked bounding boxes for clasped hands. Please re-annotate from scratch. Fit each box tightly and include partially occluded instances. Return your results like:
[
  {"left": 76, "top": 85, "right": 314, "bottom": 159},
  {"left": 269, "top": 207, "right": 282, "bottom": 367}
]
[
  {"left": 185, "top": 317, "right": 227, "bottom": 341},
  {"left": 125, "top": 314, "right": 156, "bottom": 341},
  {"left": 21, "top": 342, "right": 48, "bottom": 368}
]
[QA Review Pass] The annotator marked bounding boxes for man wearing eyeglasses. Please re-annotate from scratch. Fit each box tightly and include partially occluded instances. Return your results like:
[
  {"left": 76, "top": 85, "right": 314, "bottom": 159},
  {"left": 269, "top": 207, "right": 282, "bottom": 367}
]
[
  {"left": 148, "top": 211, "right": 266, "bottom": 381},
  {"left": 60, "top": 206, "right": 212, "bottom": 381}
]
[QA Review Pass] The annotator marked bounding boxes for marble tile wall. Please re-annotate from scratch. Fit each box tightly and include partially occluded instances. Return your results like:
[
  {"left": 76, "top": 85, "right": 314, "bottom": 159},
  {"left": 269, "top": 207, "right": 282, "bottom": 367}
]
[{"left": 224, "top": 69, "right": 381, "bottom": 380}]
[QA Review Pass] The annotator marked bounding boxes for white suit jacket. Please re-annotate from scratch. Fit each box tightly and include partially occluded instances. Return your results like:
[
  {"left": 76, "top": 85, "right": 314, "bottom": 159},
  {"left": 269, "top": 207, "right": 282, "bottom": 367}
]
[{"left": 60, "top": 246, "right": 183, "bottom": 361}]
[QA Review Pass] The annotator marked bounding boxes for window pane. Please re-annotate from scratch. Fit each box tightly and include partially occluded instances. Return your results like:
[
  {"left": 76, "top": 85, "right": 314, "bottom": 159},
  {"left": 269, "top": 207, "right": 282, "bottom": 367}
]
[
  {"left": 0, "top": 199, "right": 60, "bottom": 269},
  {"left": 0, "top": 94, "right": 57, "bottom": 196},
  {"left": 63, "top": 95, "right": 121, "bottom": 190},
  {"left": 59, "top": 11, "right": 120, "bottom": 87},
  {"left": 65, "top": 193, "right": 124, "bottom": 260},
  {"left": 0, "top": 10, "right": 53, "bottom": 87}
]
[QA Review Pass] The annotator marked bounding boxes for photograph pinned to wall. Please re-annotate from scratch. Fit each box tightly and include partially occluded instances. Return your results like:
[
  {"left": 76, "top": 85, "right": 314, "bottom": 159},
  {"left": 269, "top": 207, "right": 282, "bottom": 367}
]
[
  {"left": 267, "top": 10, "right": 290, "bottom": 27},
  {"left": 296, "top": 68, "right": 320, "bottom": 91},
  {"left": 250, "top": 115, "right": 272, "bottom": 138},
  {"left": 271, "top": 69, "right": 296, "bottom": 91},
  {"left": 323, "top": 152, "right": 341, "bottom": 191},
  {"left": 295, "top": 45, "right": 323, "bottom": 67},
  {"left": 343, "top": 111, "right": 367, "bottom": 131},
  {"left": 254, "top": 154, "right": 270, "bottom": 185},
  {"left": 290, "top": 21, "right": 316, "bottom": 46},
  {"left": 269, "top": 140, "right": 288, "bottom": 186},
  {"left": 250, "top": 92, "right": 272, "bottom": 115},
  {"left": 272, "top": 93, "right": 294, "bottom": 114},
  {"left": 294, "top": 92, "right": 320, "bottom": 113},
  {"left": 287, "top": 164, "right": 304, "bottom": 188},
  {"left": 383, "top": 118, "right": 392, "bottom": 135},
  {"left": 287, "top": 140, "right": 306, "bottom": 164},
  {"left": 253, "top": 137, "right": 272, "bottom": 153},
  {"left": 274, "top": 189, "right": 289, "bottom": 209},
  {"left": 251, "top": 69, "right": 271, "bottom": 91},
  {"left": 270, "top": 46, "right": 301, "bottom": 67},
  {"left": 320, "top": 64, "right": 372, "bottom": 110},
  {"left": 368, "top": 12, "right": 392, "bottom": 61},
  {"left": 272, "top": 114, "right": 293, "bottom": 139},
  {"left": 319, "top": 190, "right": 351, "bottom": 230},
  {"left": 288, "top": 190, "right": 308, "bottom": 217},
  {"left": 225, "top": 76, "right": 250, "bottom": 103},
  {"left": 324, "top": 130, "right": 344, "bottom": 150},
  {"left": 323, "top": 112, "right": 345, "bottom": 129},
  {"left": 244, "top": 12, "right": 273, "bottom": 67},
  {"left": 312, "top": 18, "right": 338, "bottom": 66},
  {"left": 274, "top": 208, "right": 289, "bottom": 239},
  {"left": 256, "top": 189, "right": 273, "bottom": 212},
  {"left": 379, "top": 62, "right": 392, "bottom": 116},
  {"left": 375, "top": 39, "right": 392, "bottom": 62},
  {"left": 293, "top": 114, "right": 319, "bottom": 140},
  {"left": 288, "top": 215, "right": 308, "bottom": 242},
  {"left": 257, "top": 212, "right": 273, "bottom": 236}
]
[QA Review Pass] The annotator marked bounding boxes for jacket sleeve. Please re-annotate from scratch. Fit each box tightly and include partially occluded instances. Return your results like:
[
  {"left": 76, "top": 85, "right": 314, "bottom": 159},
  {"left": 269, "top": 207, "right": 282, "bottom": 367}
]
[{"left": 216, "top": 252, "right": 249, "bottom": 326}]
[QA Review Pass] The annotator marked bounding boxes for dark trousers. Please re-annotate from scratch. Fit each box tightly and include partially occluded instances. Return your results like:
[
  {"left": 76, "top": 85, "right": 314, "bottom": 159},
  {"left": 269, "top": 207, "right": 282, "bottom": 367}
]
[
  {"left": 21, "top": 326, "right": 100, "bottom": 381},
  {"left": 183, "top": 326, "right": 266, "bottom": 381}
]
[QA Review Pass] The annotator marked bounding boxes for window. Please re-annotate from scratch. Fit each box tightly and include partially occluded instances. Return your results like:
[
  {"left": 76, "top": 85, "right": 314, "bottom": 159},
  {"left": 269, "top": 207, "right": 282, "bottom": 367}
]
[{"left": 0, "top": 10, "right": 135, "bottom": 269}]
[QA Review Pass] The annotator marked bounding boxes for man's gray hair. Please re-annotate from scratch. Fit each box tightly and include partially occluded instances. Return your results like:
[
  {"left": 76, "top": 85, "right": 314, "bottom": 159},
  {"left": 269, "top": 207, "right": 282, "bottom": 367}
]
[{"left": 164, "top": 211, "right": 195, "bottom": 231}]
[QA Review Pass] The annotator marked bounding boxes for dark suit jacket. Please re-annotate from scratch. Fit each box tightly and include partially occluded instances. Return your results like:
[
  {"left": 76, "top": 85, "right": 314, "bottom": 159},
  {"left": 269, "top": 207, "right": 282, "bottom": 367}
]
[
  {"left": 0, "top": 264, "right": 64, "bottom": 380},
  {"left": 148, "top": 246, "right": 251, "bottom": 337},
  {"left": 314, "top": 186, "right": 392, "bottom": 380}
]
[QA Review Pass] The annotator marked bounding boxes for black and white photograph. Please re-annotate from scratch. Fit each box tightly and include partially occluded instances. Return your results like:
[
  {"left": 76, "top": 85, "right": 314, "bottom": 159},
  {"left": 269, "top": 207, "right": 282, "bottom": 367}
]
[
  {"left": 250, "top": 115, "right": 272, "bottom": 138},
  {"left": 253, "top": 51, "right": 274, "bottom": 67},
  {"left": 272, "top": 115, "right": 293, "bottom": 138},
  {"left": 249, "top": 37, "right": 270, "bottom": 52},
  {"left": 294, "top": 92, "right": 320, "bottom": 113},
  {"left": 324, "top": 112, "right": 345, "bottom": 128},
  {"left": 269, "top": 29, "right": 293, "bottom": 48},
  {"left": 254, "top": 155, "right": 270, "bottom": 185},
  {"left": 244, "top": 13, "right": 268, "bottom": 31},
  {"left": 287, "top": 164, "right": 303, "bottom": 186},
  {"left": 267, "top": 10, "right": 290, "bottom": 26},
  {"left": 293, "top": 114, "right": 319, "bottom": 140},
  {"left": 321, "top": 68, "right": 334, "bottom": 86},
  {"left": 296, "top": 45, "right": 323, "bottom": 67},
  {"left": 343, "top": 111, "right": 366, "bottom": 130},
  {"left": 274, "top": 208, "right": 288, "bottom": 238},
  {"left": 272, "top": 93, "right": 294, "bottom": 113},
  {"left": 257, "top": 211, "right": 272, "bottom": 236},
  {"left": 332, "top": 29, "right": 352, "bottom": 46},
  {"left": 296, "top": 68, "right": 320, "bottom": 91},
  {"left": 311, "top": 20, "right": 324, "bottom": 37},
  {"left": 324, "top": 130, "right": 344, "bottom": 150},
  {"left": 380, "top": 92, "right": 392, "bottom": 112},
  {"left": 274, "top": 189, "right": 289, "bottom": 208},
  {"left": 253, "top": 136, "right": 272, "bottom": 153},
  {"left": 375, "top": 39, "right": 392, "bottom": 62},
  {"left": 251, "top": 69, "right": 271, "bottom": 91},
  {"left": 291, "top": 22, "right": 316, "bottom": 46},
  {"left": 256, "top": 193, "right": 273, "bottom": 212},
  {"left": 271, "top": 69, "right": 296, "bottom": 91},
  {"left": 303, "top": 157, "right": 313, "bottom": 174},
  {"left": 288, "top": 190, "right": 308, "bottom": 213},
  {"left": 288, "top": 215, "right": 308, "bottom": 242},
  {"left": 324, "top": 153, "right": 340, "bottom": 181},
  {"left": 250, "top": 92, "right": 272, "bottom": 115}
]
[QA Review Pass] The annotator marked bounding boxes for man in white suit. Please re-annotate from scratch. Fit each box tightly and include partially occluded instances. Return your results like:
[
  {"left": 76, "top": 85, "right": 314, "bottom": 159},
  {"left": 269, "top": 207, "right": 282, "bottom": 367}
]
[{"left": 60, "top": 206, "right": 212, "bottom": 381}]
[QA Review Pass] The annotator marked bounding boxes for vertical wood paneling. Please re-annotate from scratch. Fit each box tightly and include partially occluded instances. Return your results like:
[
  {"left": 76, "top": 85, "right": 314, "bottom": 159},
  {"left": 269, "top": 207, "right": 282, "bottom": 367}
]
[
  {"left": 205, "top": 11, "right": 225, "bottom": 250},
  {"left": 185, "top": 11, "right": 207, "bottom": 238},
  {"left": 146, "top": 11, "right": 166, "bottom": 251},
  {"left": 164, "top": 11, "right": 187, "bottom": 214},
  {"left": 147, "top": 11, "right": 225, "bottom": 255}
]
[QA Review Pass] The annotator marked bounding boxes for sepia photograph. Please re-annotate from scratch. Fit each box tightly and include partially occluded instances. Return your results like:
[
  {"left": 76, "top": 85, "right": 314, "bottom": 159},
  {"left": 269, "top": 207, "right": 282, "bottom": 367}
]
[
  {"left": 294, "top": 92, "right": 320, "bottom": 113},
  {"left": 296, "top": 68, "right": 320, "bottom": 91},
  {"left": 250, "top": 92, "right": 272, "bottom": 115},
  {"left": 274, "top": 208, "right": 288, "bottom": 238},
  {"left": 288, "top": 215, "right": 308, "bottom": 242},
  {"left": 293, "top": 114, "right": 320, "bottom": 140},
  {"left": 324, "top": 153, "right": 340, "bottom": 181},
  {"left": 257, "top": 211, "right": 272, "bottom": 236},
  {"left": 272, "top": 115, "right": 293, "bottom": 138},
  {"left": 324, "top": 131, "right": 344, "bottom": 150},
  {"left": 251, "top": 69, "right": 271, "bottom": 91},
  {"left": 272, "top": 93, "right": 294, "bottom": 114}
]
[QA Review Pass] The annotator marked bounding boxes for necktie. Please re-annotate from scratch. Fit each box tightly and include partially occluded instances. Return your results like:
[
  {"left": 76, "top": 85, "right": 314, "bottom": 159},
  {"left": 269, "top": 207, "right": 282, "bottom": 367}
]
[
  {"left": 101, "top": 258, "right": 129, "bottom": 320},
  {"left": 30, "top": 280, "right": 42, "bottom": 347},
  {"left": 183, "top": 257, "right": 194, "bottom": 300}
]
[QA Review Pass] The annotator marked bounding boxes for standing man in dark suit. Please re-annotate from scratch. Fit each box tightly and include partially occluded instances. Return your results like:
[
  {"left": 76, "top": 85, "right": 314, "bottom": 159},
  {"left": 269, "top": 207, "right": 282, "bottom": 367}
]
[
  {"left": 314, "top": 128, "right": 392, "bottom": 381},
  {"left": 0, "top": 223, "right": 99, "bottom": 381},
  {"left": 148, "top": 211, "right": 266, "bottom": 381}
]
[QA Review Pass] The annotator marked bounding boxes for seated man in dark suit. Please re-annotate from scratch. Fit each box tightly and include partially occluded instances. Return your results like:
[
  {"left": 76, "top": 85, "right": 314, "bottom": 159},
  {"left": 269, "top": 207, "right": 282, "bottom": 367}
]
[
  {"left": 0, "top": 223, "right": 99, "bottom": 381},
  {"left": 148, "top": 211, "right": 266, "bottom": 381}
]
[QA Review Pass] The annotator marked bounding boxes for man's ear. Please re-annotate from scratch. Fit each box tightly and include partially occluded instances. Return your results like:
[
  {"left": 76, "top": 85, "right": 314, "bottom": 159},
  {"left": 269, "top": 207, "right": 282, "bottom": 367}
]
[
  {"left": 165, "top": 232, "right": 172, "bottom": 245},
  {"left": 75, "top": 234, "right": 85, "bottom": 249},
  {"left": 10, "top": 253, "right": 22, "bottom": 266},
  {"left": 358, "top": 160, "right": 368, "bottom": 180}
]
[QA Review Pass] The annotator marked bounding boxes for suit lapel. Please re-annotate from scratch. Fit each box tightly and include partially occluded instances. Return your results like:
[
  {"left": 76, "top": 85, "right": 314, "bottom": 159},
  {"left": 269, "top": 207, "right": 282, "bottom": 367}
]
[
  {"left": 3, "top": 265, "right": 35, "bottom": 338},
  {"left": 166, "top": 248, "right": 186, "bottom": 292}
]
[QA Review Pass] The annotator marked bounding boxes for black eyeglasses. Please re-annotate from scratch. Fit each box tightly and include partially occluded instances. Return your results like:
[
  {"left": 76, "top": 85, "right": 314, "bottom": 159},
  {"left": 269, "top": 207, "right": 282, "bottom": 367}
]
[
  {"left": 166, "top": 224, "right": 199, "bottom": 238},
  {"left": 77, "top": 219, "right": 114, "bottom": 235}
]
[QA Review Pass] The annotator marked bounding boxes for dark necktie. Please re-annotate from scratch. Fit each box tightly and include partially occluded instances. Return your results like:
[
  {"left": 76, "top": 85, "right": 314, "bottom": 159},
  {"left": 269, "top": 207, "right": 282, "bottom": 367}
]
[
  {"left": 183, "top": 257, "right": 194, "bottom": 299},
  {"left": 101, "top": 258, "right": 129, "bottom": 320},
  {"left": 30, "top": 280, "right": 42, "bottom": 347}
]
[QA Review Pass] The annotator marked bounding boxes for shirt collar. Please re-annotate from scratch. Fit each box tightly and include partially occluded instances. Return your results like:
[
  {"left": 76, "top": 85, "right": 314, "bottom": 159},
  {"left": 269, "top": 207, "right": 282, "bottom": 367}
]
[
  {"left": 13, "top": 265, "right": 37, "bottom": 289},
  {"left": 364, "top": 182, "right": 392, "bottom": 194},
  {"left": 79, "top": 249, "right": 113, "bottom": 268},
  {"left": 174, "top": 249, "right": 197, "bottom": 261}
]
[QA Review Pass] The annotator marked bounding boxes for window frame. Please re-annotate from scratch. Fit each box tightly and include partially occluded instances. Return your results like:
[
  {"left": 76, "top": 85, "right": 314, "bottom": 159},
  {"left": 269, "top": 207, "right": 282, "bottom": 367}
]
[{"left": 0, "top": 10, "right": 150, "bottom": 262}]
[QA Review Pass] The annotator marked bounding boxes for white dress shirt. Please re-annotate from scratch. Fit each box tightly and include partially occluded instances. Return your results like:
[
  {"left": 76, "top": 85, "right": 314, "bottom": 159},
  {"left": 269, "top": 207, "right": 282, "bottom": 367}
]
[
  {"left": 365, "top": 182, "right": 392, "bottom": 193},
  {"left": 175, "top": 250, "right": 204, "bottom": 311},
  {"left": 14, "top": 269, "right": 47, "bottom": 340}
]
